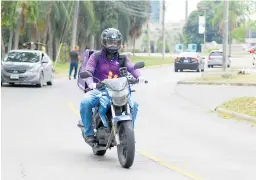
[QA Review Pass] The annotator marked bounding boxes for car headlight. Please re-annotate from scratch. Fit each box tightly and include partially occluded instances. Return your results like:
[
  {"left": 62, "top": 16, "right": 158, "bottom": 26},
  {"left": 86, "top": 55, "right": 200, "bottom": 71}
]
[{"left": 27, "top": 66, "right": 40, "bottom": 73}]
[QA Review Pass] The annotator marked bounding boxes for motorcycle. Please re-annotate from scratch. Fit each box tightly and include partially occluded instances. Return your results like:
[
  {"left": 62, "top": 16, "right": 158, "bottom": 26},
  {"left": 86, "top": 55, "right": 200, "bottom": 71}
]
[{"left": 77, "top": 62, "right": 147, "bottom": 169}]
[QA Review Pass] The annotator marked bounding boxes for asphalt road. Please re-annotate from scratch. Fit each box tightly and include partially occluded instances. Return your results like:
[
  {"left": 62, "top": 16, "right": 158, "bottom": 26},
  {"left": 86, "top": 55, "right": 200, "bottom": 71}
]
[{"left": 2, "top": 59, "right": 256, "bottom": 180}]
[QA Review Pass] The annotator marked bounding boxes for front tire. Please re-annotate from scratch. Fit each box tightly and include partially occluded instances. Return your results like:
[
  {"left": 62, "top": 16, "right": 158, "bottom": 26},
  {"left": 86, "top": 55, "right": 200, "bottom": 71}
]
[
  {"left": 36, "top": 72, "right": 44, "bottom": 87},
  {"left": 117, "top": 121, "right": 135, "bottom": 169}
]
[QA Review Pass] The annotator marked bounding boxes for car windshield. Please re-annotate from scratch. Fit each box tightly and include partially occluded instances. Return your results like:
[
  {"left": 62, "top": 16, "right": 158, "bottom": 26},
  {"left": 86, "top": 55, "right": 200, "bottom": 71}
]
[
  {"left": 180, "top": 52, "right": 198, "bottom": 57},
  {"left": 3, "top": 51, "right": 40, "bottom": 63},
  {"left": 210, "top": 51, "right": 222, "bottom": 56}
]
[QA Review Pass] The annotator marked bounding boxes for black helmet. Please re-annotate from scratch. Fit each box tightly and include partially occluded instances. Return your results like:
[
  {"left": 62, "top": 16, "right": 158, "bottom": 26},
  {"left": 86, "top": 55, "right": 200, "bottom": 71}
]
[{"left": 101, "top": 28, "right": 123, "bottom": 55}]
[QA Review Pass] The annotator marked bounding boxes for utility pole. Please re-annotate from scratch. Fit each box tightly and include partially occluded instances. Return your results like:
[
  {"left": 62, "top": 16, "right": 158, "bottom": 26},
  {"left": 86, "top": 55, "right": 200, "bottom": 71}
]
[
  {"left": 147, "top": 0, "right": 151, "bottom": 56},
  {"left": 185, "top": 0, "right": 188, "bottom": 23},
  {"left": 71, "top": 0, "right": 79, "bottom": 49},
  {"left": 162, "top": 0, "right": 165, "bottom": 60},
  {"left": 222, "top": 0, "right": 229, "bottom": 72}
]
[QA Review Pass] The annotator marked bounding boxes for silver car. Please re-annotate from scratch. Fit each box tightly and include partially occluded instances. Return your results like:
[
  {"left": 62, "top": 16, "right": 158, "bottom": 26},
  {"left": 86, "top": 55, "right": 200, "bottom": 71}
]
[
  {"left": 207, "top": 50, "right": 231, "bottom": 68},
  {"left": 1, "top": 49, "right": 53, "bottom": 87}
]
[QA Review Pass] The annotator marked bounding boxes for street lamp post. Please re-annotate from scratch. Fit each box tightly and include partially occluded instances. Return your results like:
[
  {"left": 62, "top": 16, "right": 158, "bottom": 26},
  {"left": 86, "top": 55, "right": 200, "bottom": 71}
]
[
  {"left": 223, "top": 0, "right": 229, "bottom": 72},
  {"left": 162, "top": 0, "right": 166, "bottom": 60}
]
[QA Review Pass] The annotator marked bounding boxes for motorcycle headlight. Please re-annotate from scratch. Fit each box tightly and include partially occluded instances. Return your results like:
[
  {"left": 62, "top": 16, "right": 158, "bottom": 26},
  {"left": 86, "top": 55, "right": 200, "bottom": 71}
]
[{"left": 109, "top": 88, "right": 129, "bottom": 106}]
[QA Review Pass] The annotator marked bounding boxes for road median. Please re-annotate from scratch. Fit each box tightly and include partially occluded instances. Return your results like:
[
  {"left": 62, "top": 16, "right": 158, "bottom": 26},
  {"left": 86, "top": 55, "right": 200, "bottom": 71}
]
[
  {"left": 177, "top": 71, "right": 256, "bottom": 86},
  {"left": 215, "top": 97, "right": 256, "bottom": 123}
]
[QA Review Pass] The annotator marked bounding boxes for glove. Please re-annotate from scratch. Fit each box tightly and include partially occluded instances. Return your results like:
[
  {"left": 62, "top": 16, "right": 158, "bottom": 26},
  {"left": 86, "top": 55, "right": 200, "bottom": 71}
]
[
  {"left": 138, "top": 76, "right": 146, "bottom": 84},
  {"left": 88, "top": 83, "right": 96, "bottom": 89}
]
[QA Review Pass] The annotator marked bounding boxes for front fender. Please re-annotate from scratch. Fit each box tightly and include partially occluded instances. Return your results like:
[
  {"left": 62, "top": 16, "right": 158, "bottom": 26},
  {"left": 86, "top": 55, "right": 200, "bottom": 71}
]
[{"left": 112, "top": 115, "right": 133, "bottom": 134}]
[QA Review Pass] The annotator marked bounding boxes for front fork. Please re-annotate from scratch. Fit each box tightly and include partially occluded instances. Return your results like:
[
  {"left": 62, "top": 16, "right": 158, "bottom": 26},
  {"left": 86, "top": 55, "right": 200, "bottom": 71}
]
[{"left": 111, "top": 103, "right": 132, "bottom": 145}]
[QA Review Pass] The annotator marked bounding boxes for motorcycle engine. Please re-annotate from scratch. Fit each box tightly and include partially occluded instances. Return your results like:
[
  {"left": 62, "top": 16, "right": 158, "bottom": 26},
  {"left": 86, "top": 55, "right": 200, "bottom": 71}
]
[{"left": 96, "top": 127, "right": 111, "bottom": 145}]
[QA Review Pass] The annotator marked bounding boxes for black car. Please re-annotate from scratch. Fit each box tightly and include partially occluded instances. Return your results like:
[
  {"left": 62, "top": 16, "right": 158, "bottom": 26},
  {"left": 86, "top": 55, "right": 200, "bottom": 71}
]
[{"left": 174, "top": 52, "right": 205, "bottom": 72}]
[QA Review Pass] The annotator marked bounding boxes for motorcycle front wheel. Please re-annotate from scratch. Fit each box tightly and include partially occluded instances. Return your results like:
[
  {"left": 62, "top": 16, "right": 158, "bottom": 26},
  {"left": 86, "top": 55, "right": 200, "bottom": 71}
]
[{"left": 117, "top": 121, "right": 135, "bottom": 168}]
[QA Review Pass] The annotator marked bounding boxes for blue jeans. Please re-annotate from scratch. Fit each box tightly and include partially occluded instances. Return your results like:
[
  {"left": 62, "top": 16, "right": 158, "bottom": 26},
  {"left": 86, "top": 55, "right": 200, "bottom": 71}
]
[
  {"left": 69, "top": 62, "right": 78, "bottom": 78},
  {"left": 80, "top": 89, "right": 138, "bottom": 136}
]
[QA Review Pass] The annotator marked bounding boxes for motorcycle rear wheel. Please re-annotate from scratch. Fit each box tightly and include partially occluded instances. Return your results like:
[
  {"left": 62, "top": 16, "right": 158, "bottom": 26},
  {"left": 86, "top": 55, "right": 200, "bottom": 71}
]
[{"left": 117, "top": 121, "right": 135, "bottom": 168}]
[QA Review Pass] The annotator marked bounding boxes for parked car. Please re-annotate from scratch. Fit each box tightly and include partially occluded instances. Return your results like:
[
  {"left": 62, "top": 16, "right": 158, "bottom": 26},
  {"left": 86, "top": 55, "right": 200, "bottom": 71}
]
[
  {"left": 174, "top": 52, "right": 205, "bottom": 72},
  {"left": 1, "top": 49, "right": 53, "bottom": 87},
  {"left": 253, "top": 53, "right": 256, "bottom": 66},
  {"left": 207, "top": 50, "right": 231, "bottom": 68}
]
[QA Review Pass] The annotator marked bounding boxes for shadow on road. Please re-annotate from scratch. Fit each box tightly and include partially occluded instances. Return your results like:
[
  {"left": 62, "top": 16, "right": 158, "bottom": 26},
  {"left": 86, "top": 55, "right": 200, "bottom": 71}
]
[{"left": 1, "top": 83, "right": 45, "bottom": 88}]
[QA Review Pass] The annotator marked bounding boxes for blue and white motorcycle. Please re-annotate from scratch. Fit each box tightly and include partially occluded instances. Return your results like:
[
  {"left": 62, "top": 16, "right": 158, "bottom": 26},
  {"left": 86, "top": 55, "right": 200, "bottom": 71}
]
[{"left": 77, "top": 62, "right": 147, "bottom": 169}]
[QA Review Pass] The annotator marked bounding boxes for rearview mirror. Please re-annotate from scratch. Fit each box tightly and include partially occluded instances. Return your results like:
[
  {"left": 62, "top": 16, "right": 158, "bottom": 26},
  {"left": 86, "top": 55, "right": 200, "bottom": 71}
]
[
  {"left": 80, "top": 71, "right": 92, "bottom": 79},
  {"left": 134, "top": 62, "right": 145, "bottom": 70}
]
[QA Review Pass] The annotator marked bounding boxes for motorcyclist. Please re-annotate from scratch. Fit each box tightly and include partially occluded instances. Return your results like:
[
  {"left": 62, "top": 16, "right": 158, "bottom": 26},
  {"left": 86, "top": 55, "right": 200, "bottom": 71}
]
[{"left": 80, "top": 28, "right": 145, "bottom": 143}]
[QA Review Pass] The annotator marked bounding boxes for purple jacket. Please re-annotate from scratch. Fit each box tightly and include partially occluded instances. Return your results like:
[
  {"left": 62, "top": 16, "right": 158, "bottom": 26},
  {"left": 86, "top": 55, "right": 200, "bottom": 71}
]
[{"left": 85, "top": 50, "right": 141, "bottom": 87}]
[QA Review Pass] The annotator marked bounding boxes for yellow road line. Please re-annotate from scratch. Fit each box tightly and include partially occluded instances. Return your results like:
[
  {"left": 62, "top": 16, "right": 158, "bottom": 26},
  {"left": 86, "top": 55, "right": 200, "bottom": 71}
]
[
  {"left": 68, "top": 102, "right": 80, "bottom": 116},
  {"left": 136, "top": 150, "right": 202, "bottom": 180},
  {"left": 67, "top": 102, "right": 203, "bottom": 180}
]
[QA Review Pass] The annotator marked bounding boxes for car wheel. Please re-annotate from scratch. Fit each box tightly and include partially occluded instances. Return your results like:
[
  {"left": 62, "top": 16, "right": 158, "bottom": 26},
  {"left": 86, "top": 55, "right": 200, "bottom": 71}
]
[
  {"left": 47, "top": 74, "right": 53, "bottom": 86},
  {"left": 180, "top": 69, "right": 183, "bottom": 72},
  {"left": 175, "top": 68, "right": 178, "bottom": 72},
  {"left": 196, "top": 65, "right": 201, "bottom": 72},
  {"left": 36, "top": 72, "right": 44, "bottom": 87},
  {"left": 47, "top": 81, "right": 52, "bottom": 86},
  {"left": 201, "top": 69, "right": 205, "bottom": 72},
  {"left": 208, "top": 65, "right": 211, "bottom": 68}
]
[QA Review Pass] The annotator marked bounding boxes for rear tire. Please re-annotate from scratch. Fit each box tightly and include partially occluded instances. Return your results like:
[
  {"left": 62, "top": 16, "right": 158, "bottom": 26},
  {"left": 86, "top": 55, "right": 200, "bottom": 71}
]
[
  {"left": 196, "top": 66, "right": 201, "bottom": 72},
  {"left": 174, "top": 68, "right": 178, "bottom": 72},
  {"left": 47, "top": 81, "right": 52, "bottom": 86},
  {"left": 117, "top": 121, "right": 135, "bottom": 168}
]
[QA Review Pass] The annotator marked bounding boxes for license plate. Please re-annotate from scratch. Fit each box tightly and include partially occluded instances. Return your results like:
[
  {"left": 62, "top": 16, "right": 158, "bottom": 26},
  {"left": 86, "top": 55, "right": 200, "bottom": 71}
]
[
  {"left": 10, "top": 74, "right": 19, "bottom": 79},
  {"left": 183, "top": 59, "right": 189, "bottom": 63}
]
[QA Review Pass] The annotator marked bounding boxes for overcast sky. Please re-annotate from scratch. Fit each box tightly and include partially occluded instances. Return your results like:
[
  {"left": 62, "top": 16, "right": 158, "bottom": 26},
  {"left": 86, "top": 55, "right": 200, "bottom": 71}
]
[
  {"left": 165, "top": 0, "right": 256, "bottom": 22},
  {"left": 165, "top": 0, "right": 201, "bottom": 22}
]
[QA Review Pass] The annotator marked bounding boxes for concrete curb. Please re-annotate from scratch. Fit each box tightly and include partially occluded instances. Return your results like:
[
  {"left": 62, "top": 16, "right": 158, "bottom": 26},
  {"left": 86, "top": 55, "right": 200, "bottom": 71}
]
[
  {"left": 177, "top": 81, "right": 256, "bottom": 86},
  {"left": 215, "top": 107, "right": 256, "bottom": 123}
]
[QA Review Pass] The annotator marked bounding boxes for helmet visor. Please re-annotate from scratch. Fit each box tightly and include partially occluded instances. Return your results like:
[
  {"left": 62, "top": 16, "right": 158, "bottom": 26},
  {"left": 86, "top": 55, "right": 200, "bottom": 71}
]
[{"left": 105, "top": 39, "right": 121, "bottom": 48}]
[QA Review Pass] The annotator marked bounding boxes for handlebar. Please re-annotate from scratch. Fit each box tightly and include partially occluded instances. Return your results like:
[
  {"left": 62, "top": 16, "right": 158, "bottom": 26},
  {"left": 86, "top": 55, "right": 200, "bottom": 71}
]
[
  {"left": 128, "top": 77, "right": 148, "bottom": 85},
  {"left": 84, "top": 77, "right": 148, "bottom": 93}
]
